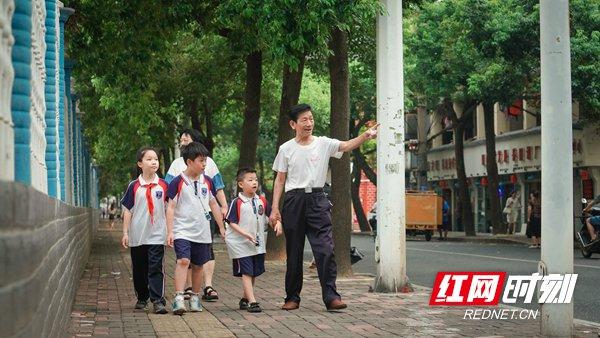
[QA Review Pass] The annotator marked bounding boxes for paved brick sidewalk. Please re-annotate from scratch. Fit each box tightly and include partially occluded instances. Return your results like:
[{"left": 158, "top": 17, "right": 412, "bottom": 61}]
[{"left": 69, "top": 222, "right": 600, "bottom": 337}]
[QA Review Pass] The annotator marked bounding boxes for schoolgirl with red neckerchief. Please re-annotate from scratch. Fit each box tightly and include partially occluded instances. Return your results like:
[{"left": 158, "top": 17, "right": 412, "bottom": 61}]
[{"left": 121, "top": 147, "right": 169, "bottom": 314}]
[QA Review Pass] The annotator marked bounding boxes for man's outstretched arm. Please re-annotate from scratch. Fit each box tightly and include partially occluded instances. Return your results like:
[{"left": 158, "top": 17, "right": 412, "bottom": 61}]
[{"left": 338, "top": 123, "right": 379, "bottom": 153}]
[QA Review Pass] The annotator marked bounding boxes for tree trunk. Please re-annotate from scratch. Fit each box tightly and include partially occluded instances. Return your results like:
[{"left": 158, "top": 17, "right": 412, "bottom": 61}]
[
  {"left": 351, "top": 159, "right": 371, "bottom": 232},
  {"left": 446, "top": 100, "right": 475, "bottom": 236},
  {"left": 202, "top": 98, "right": 215, "bottom": 156},
  {"left": 189, "top": 98, "right": 201, "bottom": 132},
  {"left": 328, "top": 28, "right": 352, "bottom": 277},
  {"left": 276, "top": 58, "right": 305, "bottom": 149},
  {"left": 482, "top": 101, "right": 504, "bottom": 234},
  {"left": 258, "top": 156, "right": 271, "bottom": 199},
  {"left": 350, "top": 120, "right": 371, "bottom": 233},
  {"left": 266, "top": 55, "right": 306, "bottom": 261},
  {"left": 353, "top": 149, "right": 377, "bottom": 185},
  {"left": 238, "top": 51, "right": 263, "bottom": 170}
]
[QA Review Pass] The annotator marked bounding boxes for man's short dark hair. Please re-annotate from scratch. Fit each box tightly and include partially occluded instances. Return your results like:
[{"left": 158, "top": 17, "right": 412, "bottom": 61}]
[
  {"left": 288, "top": 103, "right": 312, "bottom": 122},
  {"left": 236, "top": 167, "right": 257, "bottom": 182},
  {"left": 182, "top": 142, "right": 209, "bottom": 163},
  {"left": 179, "top": 128, "right": 204, "bottom": 143}
]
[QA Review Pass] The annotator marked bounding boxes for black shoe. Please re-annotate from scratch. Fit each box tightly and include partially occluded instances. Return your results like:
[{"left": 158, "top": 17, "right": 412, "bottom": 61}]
[
  {"left": 247, "top": 302, "right": 262, "bottom": 313},
  {"left": 153, "top": 302, "right": 168, "bottom": 314},
  {"left": 135, "top": 300, "right": 148, "bottom": 310},
  {"left": 239, "top": 298, "right": 249, "bottom": 310}
]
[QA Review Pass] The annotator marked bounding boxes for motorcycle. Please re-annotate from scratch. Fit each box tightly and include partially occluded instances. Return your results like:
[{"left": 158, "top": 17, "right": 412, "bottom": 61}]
[{"left": 575, "top": 198, "right": 600, "bottom": 258}]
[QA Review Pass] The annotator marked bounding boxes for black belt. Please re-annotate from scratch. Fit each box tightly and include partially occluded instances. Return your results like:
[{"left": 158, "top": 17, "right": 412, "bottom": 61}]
[{"left": 288, "top": 187, "right": 324, "bottom": 194}]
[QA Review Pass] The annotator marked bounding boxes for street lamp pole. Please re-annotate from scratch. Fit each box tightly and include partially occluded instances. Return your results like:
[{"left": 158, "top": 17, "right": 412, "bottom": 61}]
[
  {"left": 540, "top": 0, "right": 573, "bottom": 336},
  {"left": 374, "top": 0, "right": 408, "bottom": 292}
]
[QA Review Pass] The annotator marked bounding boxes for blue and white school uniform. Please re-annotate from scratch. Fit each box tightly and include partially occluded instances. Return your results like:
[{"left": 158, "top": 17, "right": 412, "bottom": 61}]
[
  {"left": 225, "top": 193, "right": 271, "bottom": 277},
  {"left": 167, "top": 173, "right": 217, "bottom": 266},
  {"left": 121, "top": 175, "right": 168, "bottom": 304}
]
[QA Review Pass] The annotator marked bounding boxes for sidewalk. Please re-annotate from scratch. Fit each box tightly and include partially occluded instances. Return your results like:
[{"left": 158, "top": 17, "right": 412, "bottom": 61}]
[{"left": 69, "top": 221, "right": 599, "bottom": 337}]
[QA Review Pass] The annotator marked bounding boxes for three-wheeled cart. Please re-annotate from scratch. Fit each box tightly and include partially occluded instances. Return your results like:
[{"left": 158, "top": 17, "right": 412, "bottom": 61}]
[{"left": 405, "top": 191, "right": 442, "bottom": 241}]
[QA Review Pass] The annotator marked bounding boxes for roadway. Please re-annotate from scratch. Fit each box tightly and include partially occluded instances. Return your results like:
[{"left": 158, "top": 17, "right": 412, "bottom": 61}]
[{"left": 304, "top": 235, "right": 600, "bottom": 323}]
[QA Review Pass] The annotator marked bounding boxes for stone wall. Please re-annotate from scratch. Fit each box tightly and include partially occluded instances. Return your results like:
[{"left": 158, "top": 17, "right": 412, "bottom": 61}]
[{"left": 0, "top": 181, "right": 98, "bottom": 337}]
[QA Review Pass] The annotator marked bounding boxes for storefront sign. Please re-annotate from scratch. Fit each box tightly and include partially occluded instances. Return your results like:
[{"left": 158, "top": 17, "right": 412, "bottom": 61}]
[{"left": 427, "top": 130, "right": 585, "bottom": 180}]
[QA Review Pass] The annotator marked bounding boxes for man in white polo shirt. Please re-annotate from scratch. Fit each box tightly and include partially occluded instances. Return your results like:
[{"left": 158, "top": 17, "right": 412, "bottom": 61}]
[{"left": 270, "top": 103, "right": 378, "bottom": 311}]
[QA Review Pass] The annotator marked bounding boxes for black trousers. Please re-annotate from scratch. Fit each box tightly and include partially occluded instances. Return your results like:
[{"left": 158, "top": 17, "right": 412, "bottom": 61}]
[
  {"left": 282, "top": 190, "right": 341, "bottom": 305},
  {"left": 130, "top": 245, "right": 165, "bottom": 304}
]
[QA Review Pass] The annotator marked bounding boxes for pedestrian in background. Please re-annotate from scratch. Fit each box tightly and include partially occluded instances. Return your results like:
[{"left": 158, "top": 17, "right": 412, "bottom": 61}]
[
  {"left": 526, "top": 191, "right": 541, "bottom": 248},
  {"left": 504, "top": 191, "right": 521, "bottom": 235},
  {"left": 438, "top": 198, "right": 450, "bottom": 240},
  {"left": 109, "top": 201, "right": 117, "bottom": 228}
]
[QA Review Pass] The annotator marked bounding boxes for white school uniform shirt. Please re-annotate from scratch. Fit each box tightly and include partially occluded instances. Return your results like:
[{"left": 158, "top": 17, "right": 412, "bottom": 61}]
[
  {"left": 225, "top": 193, "right": 271, "bottom": 259},
  {"left": 272, "top": 136, "right": 343, "bottom": 192},
  {"left": 165, "top": 156, "right": 225, "bottom": 191},
  {"left": 167, "top": 173, "right": 216, "bottom": 244},
  {"left": 120, "top": 175, "right": 168, "bottom": 247}
]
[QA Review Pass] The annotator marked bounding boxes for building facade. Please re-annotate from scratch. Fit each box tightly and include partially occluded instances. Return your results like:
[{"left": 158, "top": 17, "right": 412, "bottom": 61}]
[
  {"left": 425, "top": 101, "right": 598, "bottom": 233},
  {"left": 1, "top": 0, "right": 98, "bottom": 207}
]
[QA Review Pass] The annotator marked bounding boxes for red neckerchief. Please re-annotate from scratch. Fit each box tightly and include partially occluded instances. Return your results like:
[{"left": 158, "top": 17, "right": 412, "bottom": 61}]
[{"left": 140, "top": 176, "right": 158, "bottom": 224}]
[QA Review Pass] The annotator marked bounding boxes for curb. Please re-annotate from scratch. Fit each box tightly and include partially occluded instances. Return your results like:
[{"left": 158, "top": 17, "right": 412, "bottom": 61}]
[{"left": 352, "top": 231, "right": 531, "bottom": 246}]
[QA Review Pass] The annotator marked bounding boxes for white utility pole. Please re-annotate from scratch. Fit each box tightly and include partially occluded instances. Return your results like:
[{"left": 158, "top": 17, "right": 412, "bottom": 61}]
[
  {"left": 540, "top": 1, "right": 573, "bottom": 336},
  {"left": 374, "top": 0, "right": 408, "bottom": 292}
]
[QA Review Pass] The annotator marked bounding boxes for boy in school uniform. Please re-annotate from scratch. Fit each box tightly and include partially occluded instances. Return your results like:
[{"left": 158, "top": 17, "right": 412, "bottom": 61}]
[
  {"left": 166, "top": 142, "right": 226, "bottom": 315},
  {"left": 166, "top": 129, "right": 227, "bottom": 301},
  {"left": 165, "top": 128, "right": 228, "bottom": 301},
  {"left": 225, "top": 168, "right": 283, "bottom": 313}
]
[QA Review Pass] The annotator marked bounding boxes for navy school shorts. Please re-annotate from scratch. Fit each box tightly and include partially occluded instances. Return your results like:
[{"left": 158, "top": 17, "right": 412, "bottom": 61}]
[
  {"left": 174, "top": 239, "right": 214, "bottom": 266},
  {"left": 232, "top": 254, "right": 265, "bottom": 277}
]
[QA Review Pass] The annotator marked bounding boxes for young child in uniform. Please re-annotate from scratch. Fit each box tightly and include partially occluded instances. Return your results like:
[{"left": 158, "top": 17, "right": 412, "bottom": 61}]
[
  {"left": 225, "top": 168, "right": 282, "bottom": 313},
  {"left": 166, "top": 142, "right": 226, "bottom": 315},
  {"left": 121, "top": 147, "right": 169, "bottom": 314}
]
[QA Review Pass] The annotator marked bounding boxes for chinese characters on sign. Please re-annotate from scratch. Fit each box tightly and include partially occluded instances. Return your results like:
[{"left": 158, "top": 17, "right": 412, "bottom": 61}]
[{"left": 428, "top": 140, "right": 583, "bottom": 172}]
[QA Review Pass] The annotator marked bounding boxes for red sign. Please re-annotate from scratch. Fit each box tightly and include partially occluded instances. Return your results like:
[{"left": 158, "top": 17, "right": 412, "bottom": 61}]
[
  {"left": 507, "top": 99, "right": 523, "bottom": 117},
  {"left": 430, "top": 272, "right": 506, "bottom": 306}
]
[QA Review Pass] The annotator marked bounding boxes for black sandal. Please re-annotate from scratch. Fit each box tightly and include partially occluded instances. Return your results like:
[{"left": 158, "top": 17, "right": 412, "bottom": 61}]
[
  {"left": 202, "top": 286, "right": 219, "bottom": 301},
  {"left": 239, "top": 298, "right": 249, "bottom": 310},
  {"left": 247, "top": 302, "right": 262, "bottom": 313}
]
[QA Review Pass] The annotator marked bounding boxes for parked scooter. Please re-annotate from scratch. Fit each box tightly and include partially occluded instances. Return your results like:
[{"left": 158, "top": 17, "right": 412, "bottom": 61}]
[{"left": 575, "top": 198, "right": 600, "bottom": 258}]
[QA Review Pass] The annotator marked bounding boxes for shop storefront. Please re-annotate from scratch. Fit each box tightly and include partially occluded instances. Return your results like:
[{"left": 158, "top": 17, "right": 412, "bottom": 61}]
[{"left": 427, "top": 126, "right": 599, "bottom": 234}]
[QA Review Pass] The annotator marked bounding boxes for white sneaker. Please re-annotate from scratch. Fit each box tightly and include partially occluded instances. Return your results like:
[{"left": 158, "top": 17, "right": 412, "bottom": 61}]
[
  {"left": 189, "top": 294, "right": 203, "bottom": 312},
  {"left": 172, "top": 293, "right": 187, "bottom": 315}
]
